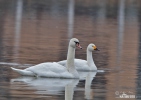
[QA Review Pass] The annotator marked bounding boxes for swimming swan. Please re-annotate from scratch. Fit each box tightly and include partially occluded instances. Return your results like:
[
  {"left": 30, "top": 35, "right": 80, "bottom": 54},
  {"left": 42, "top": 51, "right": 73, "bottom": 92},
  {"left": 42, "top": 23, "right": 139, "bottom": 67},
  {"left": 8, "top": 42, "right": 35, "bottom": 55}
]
[
  {"left": 11, "top": 38, "right": 82, "bottom": 78},
  {"left": 58, "top": 43, "right": 99, "bottom": 71}
]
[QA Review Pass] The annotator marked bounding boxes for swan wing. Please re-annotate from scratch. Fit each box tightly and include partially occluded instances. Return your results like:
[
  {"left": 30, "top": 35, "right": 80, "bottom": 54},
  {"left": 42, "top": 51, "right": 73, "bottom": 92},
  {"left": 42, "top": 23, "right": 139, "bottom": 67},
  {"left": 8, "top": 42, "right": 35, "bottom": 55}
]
[
  {"left": 25, "top": 62, "right": 66, "bottom": 73},
  {"left": 74, "top": 59, "right": 87, "bottom": 67},
  {"left": 74, "top": 59, "right": 89, "bottom": 70},
  {"left": 25, "top": 62, "right": 73, "bottom": 78}
]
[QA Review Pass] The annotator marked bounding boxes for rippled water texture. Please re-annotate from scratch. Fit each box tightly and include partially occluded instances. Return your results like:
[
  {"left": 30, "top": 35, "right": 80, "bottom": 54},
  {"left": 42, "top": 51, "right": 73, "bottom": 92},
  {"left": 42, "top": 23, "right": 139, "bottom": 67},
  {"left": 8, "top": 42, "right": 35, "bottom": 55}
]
[{"left": 0, "top": 0, "right": 141, "bottom": 100}]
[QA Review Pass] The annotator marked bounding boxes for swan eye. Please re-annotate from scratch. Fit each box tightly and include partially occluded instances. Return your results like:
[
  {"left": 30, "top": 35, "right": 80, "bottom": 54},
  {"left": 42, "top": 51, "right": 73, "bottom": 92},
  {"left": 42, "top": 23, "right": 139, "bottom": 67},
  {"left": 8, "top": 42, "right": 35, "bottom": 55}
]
[{"left": 74, "top": 41, "right": 79, "bottom": 44}]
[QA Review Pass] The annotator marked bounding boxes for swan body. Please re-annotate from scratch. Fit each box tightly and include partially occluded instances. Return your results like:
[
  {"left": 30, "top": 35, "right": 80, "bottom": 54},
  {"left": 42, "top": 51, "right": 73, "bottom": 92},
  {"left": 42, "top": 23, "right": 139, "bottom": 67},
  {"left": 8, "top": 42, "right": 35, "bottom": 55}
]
[
  {"left": 11, "top": 38, "right": 82, "bottom": 78},
  {"left": 11, "top": 62, "right": 75, "bottom": 78},
  {"left": 58, "top": 43, "right": 99, "bottom": 71}
]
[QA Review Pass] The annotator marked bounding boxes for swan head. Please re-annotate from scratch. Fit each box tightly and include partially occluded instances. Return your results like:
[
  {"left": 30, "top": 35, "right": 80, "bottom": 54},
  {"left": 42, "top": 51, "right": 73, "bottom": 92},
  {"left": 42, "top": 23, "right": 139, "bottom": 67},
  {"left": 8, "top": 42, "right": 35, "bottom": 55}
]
[
  {"left": 69, "top": 38, "right": 82, "bottom": 49},
  {"left": 88, "top": 43, "right": 100, "bottom": 51}
]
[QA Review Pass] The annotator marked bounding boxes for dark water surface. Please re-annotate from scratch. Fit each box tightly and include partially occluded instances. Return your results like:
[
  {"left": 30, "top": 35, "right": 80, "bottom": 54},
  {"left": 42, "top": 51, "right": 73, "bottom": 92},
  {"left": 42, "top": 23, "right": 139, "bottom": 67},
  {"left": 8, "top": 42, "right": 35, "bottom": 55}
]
[{"left": 0, "top": 0, "right": 141, "bottom": 100}]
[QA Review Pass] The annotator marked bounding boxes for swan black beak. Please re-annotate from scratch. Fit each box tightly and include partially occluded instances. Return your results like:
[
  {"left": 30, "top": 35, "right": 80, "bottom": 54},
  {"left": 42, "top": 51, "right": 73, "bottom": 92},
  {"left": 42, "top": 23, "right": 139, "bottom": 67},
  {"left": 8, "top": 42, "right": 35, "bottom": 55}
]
[
  {"left": 93, "top": 46, "right": 100, "bottom": 51},
  {"left": 95, "top": 48, "right": 100, "bottom": 51}
]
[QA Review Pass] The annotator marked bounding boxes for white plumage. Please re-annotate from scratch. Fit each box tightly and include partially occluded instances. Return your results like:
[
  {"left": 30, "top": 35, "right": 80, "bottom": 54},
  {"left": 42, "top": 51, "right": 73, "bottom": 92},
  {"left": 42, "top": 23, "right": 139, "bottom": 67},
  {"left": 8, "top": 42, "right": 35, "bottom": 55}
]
[{"left": 11, "top": 38, "right": 82, "bottom": 78}]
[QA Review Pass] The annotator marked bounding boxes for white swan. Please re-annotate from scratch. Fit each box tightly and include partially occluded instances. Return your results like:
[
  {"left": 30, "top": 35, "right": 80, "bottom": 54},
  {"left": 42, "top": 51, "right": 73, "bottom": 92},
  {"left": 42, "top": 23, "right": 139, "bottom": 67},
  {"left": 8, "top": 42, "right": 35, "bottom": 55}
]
[
  {"left": 11, "top": 38, "right": 82, "bottom": 78},
  {"left": 58, "top": 43, "right": 99, "bottom": 71}
]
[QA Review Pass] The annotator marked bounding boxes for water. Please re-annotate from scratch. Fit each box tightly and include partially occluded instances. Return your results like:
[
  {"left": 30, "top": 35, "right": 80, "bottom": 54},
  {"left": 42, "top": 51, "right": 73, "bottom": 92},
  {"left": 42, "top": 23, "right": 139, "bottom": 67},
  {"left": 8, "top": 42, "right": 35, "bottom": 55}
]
[{"left": 0, "top": 0, "right": 141, "bottom": 100}]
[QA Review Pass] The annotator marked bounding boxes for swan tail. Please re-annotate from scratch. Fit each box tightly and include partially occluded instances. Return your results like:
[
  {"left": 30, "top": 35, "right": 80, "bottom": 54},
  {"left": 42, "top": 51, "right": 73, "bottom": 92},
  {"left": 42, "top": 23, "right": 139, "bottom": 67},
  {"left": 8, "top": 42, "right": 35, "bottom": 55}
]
[{"left": 11, "top": 67, "right": 36, "bottom": 76}]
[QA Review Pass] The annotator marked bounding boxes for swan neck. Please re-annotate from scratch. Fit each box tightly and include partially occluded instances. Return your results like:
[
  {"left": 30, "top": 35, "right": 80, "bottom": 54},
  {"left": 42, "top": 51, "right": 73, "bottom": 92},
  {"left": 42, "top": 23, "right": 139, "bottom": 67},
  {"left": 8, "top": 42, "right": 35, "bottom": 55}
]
[
  {"left": 87, "top": 49, "right": 94, "bottom": 67},
  {"left": 67, "top": 45, "right": 75, "bottom": 71},
  {"left": 66, "top": 42, "right": 79, "bottom": 78}
]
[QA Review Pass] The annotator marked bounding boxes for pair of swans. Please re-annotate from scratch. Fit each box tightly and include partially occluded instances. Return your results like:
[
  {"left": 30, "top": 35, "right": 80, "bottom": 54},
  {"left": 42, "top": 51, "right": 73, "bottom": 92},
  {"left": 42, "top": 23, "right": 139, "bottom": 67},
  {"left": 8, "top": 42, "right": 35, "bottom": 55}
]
[{"left": 11, "top": 38, "right": 99, "bottom": 78}]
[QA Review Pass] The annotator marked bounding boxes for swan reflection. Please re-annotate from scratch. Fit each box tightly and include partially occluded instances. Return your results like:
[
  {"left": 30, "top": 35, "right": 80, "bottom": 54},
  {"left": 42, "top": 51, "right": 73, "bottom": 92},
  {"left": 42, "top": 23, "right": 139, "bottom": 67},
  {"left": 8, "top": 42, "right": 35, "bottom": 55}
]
[
  {"left": 78, "top": 71, "right": 97, "bottom": 99},
  {"left": 11, "top": 77, "right": 79, "bottom": 100},
  {"left": 11, "top": 71, "right": 97, "bottom": 100}
]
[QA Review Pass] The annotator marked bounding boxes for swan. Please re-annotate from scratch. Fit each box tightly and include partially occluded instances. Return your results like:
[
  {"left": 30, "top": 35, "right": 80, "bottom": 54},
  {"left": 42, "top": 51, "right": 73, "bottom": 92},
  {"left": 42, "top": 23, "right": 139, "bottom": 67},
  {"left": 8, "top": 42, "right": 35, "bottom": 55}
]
[
  {"left": 58, "top": 43, "right": 99, "bottom": 71},
  {"left": 11, "top": 38, "right": 82, "bottom": 78}
]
